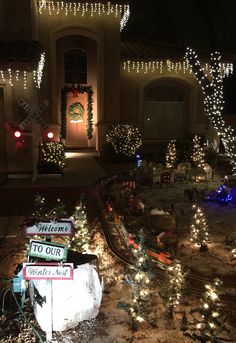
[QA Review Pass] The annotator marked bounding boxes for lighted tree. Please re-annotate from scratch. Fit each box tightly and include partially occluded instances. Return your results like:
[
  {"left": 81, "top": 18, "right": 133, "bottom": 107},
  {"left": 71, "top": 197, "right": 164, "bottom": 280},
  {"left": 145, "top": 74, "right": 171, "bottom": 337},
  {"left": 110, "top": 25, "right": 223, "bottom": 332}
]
[
  {"left": 65, "top": 198, "right": 90, "bottom": 253},
  {"left": 31, "top": 195, "right": 67, "bottom": 220},
  {"left": 192, "top": 135, "right": 206, "bottom": 169},
  {"left": 185, "top": 48, "right": 236, "bottom": 175},
  {"left": 162, "top": 260, "right": 186, "bottom": 319},
  {"left": 31, "top": 194, "right": 46, "bottom": 219},
  {"left": 118, "top": 229, "right": 153, "bottom": 330},
  {"left": 190, "top": 205, "right": 209, "bottom": 251},
  {"left": 181, "top": 278, "right": 230, "bottom": 342},
  {"left": 106, "top": 124, "right": 142, "bottom": 158},
  {"left": 166, "top": 139, "right": 176, "bottom": 169}
]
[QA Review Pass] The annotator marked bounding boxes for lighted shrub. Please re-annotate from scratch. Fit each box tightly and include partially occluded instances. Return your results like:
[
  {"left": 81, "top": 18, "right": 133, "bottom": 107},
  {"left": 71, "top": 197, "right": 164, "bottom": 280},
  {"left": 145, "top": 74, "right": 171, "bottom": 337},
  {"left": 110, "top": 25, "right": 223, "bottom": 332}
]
[{"left": 106, "top": 124, "right": 142, "bottom": 159}]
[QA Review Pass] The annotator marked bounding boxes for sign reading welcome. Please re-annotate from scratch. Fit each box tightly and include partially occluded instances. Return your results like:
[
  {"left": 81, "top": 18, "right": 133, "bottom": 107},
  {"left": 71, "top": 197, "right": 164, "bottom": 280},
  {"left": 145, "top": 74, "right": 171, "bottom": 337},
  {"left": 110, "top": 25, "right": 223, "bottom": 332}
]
[
  {"left": 23, "top": 263, "right": 74, "bottom": 280},
  {"left": 26, "top": 220, "right": 73, "bottom": 236},
  {"left": 29, "top": 240, "right": 68, "bottom": 261}
]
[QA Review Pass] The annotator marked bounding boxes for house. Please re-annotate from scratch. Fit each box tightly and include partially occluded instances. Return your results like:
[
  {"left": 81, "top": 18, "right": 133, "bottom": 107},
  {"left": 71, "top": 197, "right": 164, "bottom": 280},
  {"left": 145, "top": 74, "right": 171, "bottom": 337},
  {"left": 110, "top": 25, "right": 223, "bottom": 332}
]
[{"left": 0, "top": 0, "right": 234, "bottom": 182}]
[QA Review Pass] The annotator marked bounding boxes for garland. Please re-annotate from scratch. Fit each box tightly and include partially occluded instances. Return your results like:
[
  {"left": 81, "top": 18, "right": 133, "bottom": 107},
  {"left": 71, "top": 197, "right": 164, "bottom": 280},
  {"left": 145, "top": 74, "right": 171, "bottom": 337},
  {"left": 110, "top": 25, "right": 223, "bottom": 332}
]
[{"left": 60, "top": 85, "right": 94, "bottom": 140}]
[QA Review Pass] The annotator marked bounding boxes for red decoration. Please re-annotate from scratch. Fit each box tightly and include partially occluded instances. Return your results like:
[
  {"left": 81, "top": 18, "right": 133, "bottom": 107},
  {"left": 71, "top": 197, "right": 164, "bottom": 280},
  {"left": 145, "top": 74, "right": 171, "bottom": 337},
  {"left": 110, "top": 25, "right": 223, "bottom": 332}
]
[{"left": 70, "top": 84, "right": 80, "bottom": 97}]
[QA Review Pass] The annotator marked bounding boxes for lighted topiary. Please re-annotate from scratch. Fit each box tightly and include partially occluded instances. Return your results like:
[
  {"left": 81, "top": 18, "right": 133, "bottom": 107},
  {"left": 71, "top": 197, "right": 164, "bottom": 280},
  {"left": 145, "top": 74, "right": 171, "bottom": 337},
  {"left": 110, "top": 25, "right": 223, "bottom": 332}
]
[{"left": 106, "top": 124, "right": 142, "bottom": 158}]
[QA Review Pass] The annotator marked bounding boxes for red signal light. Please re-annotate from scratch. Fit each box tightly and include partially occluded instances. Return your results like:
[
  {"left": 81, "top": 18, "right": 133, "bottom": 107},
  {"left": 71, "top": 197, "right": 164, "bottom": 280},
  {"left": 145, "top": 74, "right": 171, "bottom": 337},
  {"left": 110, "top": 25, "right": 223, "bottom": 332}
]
[
  {"left": 14, "top": 130, "right": 21, "bottom": 138},
  {"left": 47, "top": 132, "right": 54, "bottom": 139}
]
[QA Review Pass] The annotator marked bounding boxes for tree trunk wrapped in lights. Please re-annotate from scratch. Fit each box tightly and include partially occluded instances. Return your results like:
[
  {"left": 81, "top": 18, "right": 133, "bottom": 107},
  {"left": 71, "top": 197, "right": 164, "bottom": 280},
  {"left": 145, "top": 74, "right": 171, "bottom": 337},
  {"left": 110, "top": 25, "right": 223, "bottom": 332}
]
[
  {"left": 166, "top": 139, "right": 176, "bottom": 169},
  {"left": 117, "top": 229, "right": 153, "bottom": 330},
  {"left": 185, "top": 48, "right": 236, "bottom": 175},
  {"left": 192, "top": 135, "right": 206, "bottom": 169},
  {"left": 181, "top": 278, "right": 231, "bottom": 342},
  {"left": 161, "top": 260, "right": 186, "bottom": 319},
  {"left": 190, "top": 205, "right": 209, "bottom": 251}
]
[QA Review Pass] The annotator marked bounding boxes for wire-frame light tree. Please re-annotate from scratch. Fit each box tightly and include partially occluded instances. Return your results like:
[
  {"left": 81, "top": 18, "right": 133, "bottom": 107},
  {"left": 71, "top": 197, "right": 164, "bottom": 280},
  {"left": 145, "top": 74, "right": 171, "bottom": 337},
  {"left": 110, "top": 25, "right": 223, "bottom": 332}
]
[
  {"left": 185, "top": 48, "right": 236, "bottom": 175},
  {"left": 181, "top": 278, "right": 231, "bottom": 342},
  {"left": 166, "top": 139, "right": 177, "bottom": 169},
  {"left": 190, "top": 205, "right": 209, "bottom": 252},
  {"left": 192, "top": 135, "right": 206, "bottom": 169}
]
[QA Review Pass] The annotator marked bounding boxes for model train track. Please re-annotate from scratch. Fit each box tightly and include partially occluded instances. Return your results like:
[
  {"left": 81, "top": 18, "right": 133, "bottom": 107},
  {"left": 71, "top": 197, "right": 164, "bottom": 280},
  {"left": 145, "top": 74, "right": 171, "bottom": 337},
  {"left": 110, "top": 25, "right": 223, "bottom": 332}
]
[{"left": 93, "top": 187, "right": 236, "bottom": 302}]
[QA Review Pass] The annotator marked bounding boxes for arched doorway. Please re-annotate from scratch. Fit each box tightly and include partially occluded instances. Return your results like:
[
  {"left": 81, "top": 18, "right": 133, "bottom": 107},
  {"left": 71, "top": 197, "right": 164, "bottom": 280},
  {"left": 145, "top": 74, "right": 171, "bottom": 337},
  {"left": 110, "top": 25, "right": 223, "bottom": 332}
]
[
  {"left": 143, "top": 79, "right": 190, "bottom": 140},
  {"left": 56, "top": 34, "right": 98, "bottom": 148}
]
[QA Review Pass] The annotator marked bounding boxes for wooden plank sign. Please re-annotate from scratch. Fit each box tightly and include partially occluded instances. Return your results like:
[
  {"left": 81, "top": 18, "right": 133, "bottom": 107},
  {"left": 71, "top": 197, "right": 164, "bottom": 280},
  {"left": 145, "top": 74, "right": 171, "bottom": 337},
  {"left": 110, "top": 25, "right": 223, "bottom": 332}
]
[
  {"left": 26, "top": 220, "right": 73, "bottom": 236},
  {"left": 29, "top": 240, "right": 68, "bottom": 261},
  {"left": 23, "top": 263, "right": 74, "bottom": 280}
]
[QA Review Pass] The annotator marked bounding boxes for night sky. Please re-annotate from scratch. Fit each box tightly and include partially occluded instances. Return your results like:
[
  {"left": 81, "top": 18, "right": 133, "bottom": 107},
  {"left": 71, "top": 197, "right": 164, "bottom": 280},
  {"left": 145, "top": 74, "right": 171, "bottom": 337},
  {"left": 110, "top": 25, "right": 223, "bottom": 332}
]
[{"left": 122, "top": 0, "right": 236, "bottom": 113}]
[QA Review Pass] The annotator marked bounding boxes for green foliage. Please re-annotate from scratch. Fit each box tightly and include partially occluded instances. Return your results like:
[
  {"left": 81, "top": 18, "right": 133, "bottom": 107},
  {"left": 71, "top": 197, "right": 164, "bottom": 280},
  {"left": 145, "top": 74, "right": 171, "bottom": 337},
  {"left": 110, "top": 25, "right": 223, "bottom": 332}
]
[
  {"left": 117, "top": 229, "right": 153, "bottom": 330},
  {"left": 155, "top": 143, "right": 167, "bottom": 164},
  {"left": 105, "top": 124, "right": 142, "bottom": 159},
  {"left": 31, "top": 195, "right": 67, "bottom": 220},
  {"left": 64, "top": 195, "right": 90, "bottom": 253},
  {"left": 176, "top": 138, "right": 193, "bottom": 164},
  {"left": 205, "top": 147, "right": 218, "bottom": 169},
  {"left": 181, "top": 279, "right": 230, "bottom": 343},
  {"left": 38, "top": 142, "right": 65, "bottom": 174},
  {"left": 161, "top": 260, "right": 186, "bottom": 319}
]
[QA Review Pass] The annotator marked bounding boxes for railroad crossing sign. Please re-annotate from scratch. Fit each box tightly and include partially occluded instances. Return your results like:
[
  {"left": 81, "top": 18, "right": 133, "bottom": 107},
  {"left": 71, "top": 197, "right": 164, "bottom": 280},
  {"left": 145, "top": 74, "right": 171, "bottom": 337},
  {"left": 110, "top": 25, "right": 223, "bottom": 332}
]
[{"left": 17, "top": 97, "right": 49, "bottom": 130}]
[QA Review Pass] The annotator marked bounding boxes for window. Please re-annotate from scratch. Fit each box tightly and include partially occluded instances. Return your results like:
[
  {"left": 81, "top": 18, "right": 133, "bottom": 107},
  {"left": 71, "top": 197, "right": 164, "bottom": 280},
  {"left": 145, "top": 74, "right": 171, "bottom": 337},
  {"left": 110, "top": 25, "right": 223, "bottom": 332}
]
[{"left": 64, "top": 49, "right": 87, "bottom": 84}]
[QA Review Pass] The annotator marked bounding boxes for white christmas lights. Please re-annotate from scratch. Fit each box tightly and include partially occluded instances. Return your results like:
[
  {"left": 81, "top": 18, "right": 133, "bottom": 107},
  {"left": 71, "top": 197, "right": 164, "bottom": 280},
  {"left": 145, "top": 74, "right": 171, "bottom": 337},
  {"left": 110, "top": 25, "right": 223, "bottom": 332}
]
[
  {"left": 190, "top": 204, "right": 209, "bottom": 249},
  {"left": 38, "top": 1, "right": 130, "bottom": 31},
  {"left": 123, "top": 59, "right": 233, "bottom": 76},
  {"left": 166, "top": 139, "right": 176, "bottom": 169},
  {"left": 192, "top": 135, "right": 206, "bottom": 169},
  {"left": 185, "top": 47, "right": 236, "bottom": 175},
  {"left": 36, "top": 52, "right": 46, "bottom": 88}
]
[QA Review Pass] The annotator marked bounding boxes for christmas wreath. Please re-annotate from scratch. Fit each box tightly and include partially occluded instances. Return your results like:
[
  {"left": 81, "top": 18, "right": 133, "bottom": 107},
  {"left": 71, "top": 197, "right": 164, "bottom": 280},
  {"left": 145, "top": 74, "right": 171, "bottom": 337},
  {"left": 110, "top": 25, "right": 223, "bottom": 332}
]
[{"left": 69, "top": 101, "right": 84, "bottom": 122}]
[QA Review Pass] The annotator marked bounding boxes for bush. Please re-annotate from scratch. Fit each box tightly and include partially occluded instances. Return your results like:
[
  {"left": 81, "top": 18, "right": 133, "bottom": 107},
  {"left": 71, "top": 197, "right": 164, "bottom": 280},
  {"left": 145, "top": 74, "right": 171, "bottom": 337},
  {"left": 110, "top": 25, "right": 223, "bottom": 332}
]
[
  {"left": 38, "top": 142, "right": 65, "bottom": 174},
  {"left": 105, "top": 124, "right": 142, "bottom": 160},
  {"left": 176, "top": 138, "right": 193, "bottom": 164}
]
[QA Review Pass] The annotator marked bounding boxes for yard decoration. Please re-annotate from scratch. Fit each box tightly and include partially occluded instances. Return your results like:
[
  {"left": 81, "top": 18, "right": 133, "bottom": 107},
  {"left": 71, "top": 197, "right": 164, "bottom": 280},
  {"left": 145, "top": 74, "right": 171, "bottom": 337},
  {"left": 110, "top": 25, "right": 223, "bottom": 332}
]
[
  {"left": 190, "top": 205, "right": 209, "bottom": 251},
  {"left": 181, "top": 278, "right": 230, "bottom": 343},
  {"left": 166, "top": 139, "right": 176, "bottom": 169},
  {"left": 38, "top": 141, "right": 65, "bottom": 174},
  {"left": 106, "top": 124, "right": 142, "bottom": 158}
]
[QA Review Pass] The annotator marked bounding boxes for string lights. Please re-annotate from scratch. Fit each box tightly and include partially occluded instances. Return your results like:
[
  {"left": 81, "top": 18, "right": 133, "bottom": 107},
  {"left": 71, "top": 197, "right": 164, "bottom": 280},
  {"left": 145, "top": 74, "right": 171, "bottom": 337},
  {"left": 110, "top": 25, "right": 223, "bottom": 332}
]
[
  {"left": 106, "top": 124, "right": 142, "bottom": 158},
  {"left": 181, "top": 278, "right": 229, "bottom": 342},
  {"left": 166, "top": 139, "right": 176, "bottom": 169},
  {"left": 39, "top": 142, "right": 66, "bottom": 173},
  {"left": 163, "top": 260, "right": 185, "bottom": 318},
  {"left": 65, "top": 201, "right": 90, "bottom": 253},
  {"left": 123, "top": 59, "right": 233, "bottom": 76},
  {"left": 38, "top": 1, "right": 130, "bottom": 31},
  {"left": 192, "top": 135, "right": 206, "bottom": 169},
  {"left": 0, "top": 52, "right": 45, "bottom": 90},
  {"left": 190, "top": 204, "right": 209, "bottom": 251},
  {"left": 185, "top": 47, "right": 236, "bottom": 175}
]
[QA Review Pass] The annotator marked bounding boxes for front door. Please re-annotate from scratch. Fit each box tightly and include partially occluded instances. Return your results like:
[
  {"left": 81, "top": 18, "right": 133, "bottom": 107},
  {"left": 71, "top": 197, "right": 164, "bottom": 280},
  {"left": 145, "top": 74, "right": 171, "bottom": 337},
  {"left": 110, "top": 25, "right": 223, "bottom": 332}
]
[{"left": 66, "top": 91, "right": 88, "bottom": 147}]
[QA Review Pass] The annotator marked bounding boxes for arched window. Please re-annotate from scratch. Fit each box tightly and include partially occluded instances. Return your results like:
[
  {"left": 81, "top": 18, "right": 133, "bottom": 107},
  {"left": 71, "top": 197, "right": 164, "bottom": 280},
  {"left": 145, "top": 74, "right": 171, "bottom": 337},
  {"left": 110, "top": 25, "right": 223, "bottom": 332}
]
[{"left": 64, "top": 49, "right": 87, "bottom": 84}]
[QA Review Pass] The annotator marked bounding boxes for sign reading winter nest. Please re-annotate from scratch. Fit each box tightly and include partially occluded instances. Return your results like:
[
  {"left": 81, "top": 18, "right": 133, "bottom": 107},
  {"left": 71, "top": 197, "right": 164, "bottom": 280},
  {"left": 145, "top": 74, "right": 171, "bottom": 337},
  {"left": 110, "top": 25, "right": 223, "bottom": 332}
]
[
  {"left": 69, "top": 101, "right": 84, "bottom": 122},
  {"left": 26, "top": 219, "right": 73, "bottom": 236},
  {"left": 29, "top": 240, "right": 68, "bottom": 261},
  {"left": 23, "top": 263, "right": 73, "bottom": 280}
]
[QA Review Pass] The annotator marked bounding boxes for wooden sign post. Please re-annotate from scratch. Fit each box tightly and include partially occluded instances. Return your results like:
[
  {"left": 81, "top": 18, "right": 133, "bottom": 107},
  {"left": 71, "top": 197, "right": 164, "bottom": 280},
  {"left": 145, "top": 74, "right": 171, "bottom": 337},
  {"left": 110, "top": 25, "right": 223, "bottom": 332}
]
[
  {"left": 26, "top": 219, "right": 74, "bottom": 236},
  {"left": 23, "top": 262, "right": 73, "bottom": 341}
]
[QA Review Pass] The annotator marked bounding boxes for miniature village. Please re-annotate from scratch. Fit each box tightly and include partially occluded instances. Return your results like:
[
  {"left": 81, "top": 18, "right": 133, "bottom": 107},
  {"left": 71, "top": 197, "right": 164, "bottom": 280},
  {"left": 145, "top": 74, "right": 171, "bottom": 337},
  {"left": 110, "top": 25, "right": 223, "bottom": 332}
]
[{"left": 0, "top": 135, "right": 236, "bottom": 343}]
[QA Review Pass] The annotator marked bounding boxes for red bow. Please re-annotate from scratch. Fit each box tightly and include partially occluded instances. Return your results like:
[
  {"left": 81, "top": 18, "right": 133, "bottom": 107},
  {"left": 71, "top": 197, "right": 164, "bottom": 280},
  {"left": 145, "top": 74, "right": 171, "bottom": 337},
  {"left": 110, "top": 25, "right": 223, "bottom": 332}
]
[{"left": 70, "top": 84, "right": 79, "bottom": 97}]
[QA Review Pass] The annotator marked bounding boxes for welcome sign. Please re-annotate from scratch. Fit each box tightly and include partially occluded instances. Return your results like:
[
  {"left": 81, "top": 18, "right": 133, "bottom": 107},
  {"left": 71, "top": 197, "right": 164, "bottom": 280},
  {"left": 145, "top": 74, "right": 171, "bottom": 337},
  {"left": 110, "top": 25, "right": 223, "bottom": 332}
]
[
  {"left": 23, "top": 263, "right": 74, "bottom": 280},
  {"left": 26, "top": 220, "right": 73, "bottom": 236},
  {"left": 29, "top": 240, "right": 68, "bottom": 261}
]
